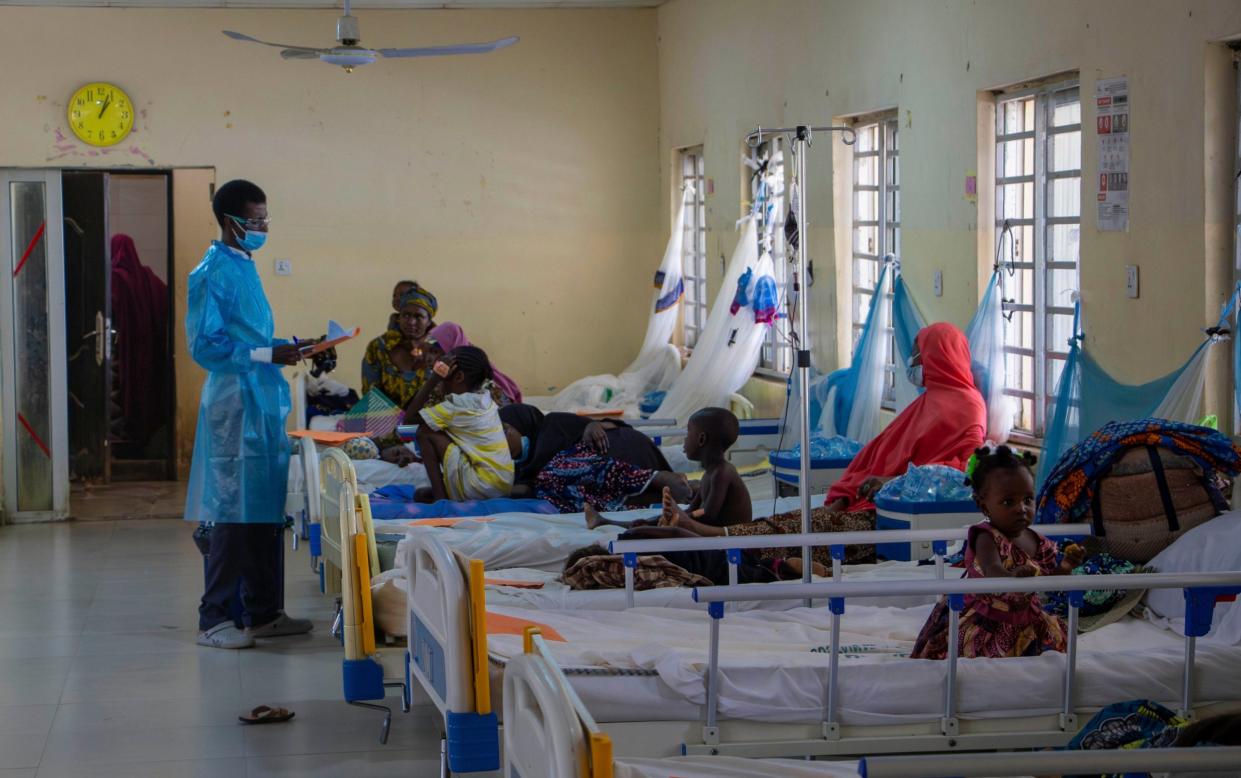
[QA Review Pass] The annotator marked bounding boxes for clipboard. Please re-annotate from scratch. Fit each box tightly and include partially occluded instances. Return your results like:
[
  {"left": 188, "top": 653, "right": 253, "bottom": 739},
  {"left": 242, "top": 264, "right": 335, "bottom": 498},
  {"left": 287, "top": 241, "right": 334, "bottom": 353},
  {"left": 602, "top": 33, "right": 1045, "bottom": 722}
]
[{"left": 299, "top": 320, "right": 361, "bottom": 356}]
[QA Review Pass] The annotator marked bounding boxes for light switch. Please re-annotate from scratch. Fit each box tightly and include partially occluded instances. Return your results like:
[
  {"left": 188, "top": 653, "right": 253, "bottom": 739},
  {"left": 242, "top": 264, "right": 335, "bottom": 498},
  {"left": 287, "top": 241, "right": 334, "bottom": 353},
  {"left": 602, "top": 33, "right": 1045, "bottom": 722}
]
[
  {"left": 1125, "top": 265, "right": 1139, "bottom": 299},
  {"left": 933, "top": 270, "right": 943, "bottom": 297},
  {"left": 274, "top": 258, "right": 293, "bottom": 276}
]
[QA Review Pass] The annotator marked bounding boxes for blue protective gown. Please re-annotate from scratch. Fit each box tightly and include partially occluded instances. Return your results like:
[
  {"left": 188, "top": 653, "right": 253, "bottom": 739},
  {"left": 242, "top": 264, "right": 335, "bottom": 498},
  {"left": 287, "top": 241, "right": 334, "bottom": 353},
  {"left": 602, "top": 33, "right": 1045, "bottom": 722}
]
[{"left": 184, "top": 241, "right": 291, "bottom": 524}]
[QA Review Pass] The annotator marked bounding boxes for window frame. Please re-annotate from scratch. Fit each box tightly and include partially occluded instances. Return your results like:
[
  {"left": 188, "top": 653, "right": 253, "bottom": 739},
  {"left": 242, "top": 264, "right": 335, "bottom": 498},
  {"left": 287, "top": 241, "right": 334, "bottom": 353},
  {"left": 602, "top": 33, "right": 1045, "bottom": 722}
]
[
  {"left": 850, "top": 112, "right": 900, "bottom": 407},
  {"left": 679, "top": 148, "right": 708, "bottom": 350},
  {"left": 994, "top": 77, "right": 1081, "bottom": 441},
  {"left": 749, "top": 137, "right": 793, "bottom": 377}
]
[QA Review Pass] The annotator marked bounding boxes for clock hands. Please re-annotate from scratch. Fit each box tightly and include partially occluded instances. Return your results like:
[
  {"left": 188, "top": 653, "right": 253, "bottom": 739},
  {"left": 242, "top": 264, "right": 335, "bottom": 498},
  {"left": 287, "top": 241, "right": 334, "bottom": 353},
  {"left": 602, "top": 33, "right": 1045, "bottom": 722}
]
[{"left": 98, "top": 94, "right": 111, "bottom": 119}]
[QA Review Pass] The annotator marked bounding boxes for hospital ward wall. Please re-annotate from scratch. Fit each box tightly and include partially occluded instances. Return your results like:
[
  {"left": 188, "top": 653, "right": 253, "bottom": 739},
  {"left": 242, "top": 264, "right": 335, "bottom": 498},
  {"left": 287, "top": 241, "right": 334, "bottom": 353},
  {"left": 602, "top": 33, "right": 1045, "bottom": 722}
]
[
  {"left": 657, "top": 0, "right": 1241, "bottom": 426},
  {"left": 0, "top": 6, "right": 661, "bottom": 476}
]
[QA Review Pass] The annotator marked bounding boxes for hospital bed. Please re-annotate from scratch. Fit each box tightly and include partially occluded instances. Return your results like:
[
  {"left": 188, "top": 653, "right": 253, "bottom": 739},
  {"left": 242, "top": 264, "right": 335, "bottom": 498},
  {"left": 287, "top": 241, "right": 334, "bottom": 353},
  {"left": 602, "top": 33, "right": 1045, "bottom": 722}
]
[
  {"left": 507, "top": 630, "right": 1241, "bottom": 777},
  {"left": 405, "top": 523, "right": 1241, "bottom": 773}
]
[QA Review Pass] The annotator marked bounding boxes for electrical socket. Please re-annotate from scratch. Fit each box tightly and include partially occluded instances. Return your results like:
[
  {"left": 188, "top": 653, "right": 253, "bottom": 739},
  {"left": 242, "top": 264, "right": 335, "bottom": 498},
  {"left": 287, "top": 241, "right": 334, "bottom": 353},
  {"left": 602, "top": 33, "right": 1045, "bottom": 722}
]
[
  {"left": 933, "top": 270, "right": 943, "bottom": 297},
  {"left": 274, "top": 258, "right": 293, "bottom": 276}
]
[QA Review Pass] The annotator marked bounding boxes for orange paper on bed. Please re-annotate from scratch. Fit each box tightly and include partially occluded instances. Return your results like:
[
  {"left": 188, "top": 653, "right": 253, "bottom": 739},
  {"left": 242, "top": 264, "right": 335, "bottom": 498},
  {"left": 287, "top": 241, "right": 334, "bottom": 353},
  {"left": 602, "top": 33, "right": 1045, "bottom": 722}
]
[
  {"left": 406, "top": 517, "right": 496, "bottom": 527},
  {"left": 288, "top": 429, "right": 368, "bottom": 444},
  {"left": 484, "top": 611, "right": 565, "bottom": 641},
  {"left": 483, "top": 578, "right": 545, "bottom": 589}
]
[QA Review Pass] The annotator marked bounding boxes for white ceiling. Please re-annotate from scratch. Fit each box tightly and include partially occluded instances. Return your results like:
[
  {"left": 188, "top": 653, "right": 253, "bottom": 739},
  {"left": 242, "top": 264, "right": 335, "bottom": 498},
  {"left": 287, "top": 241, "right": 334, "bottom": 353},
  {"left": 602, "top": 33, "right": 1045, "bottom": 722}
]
[{"left": 0, "top": 0, "right": 664, "bottom": 7}]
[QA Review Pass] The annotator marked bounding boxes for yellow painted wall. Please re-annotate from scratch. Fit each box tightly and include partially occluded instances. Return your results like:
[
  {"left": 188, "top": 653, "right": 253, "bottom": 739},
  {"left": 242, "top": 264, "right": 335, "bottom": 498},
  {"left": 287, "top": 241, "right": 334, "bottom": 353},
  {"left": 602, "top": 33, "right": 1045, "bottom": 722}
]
[
  {"left": 0, "top": 6, "right": 660, "bottom": 478},
  {"left": 658, "top": 0, "right": 1241, "bottom": 425}
]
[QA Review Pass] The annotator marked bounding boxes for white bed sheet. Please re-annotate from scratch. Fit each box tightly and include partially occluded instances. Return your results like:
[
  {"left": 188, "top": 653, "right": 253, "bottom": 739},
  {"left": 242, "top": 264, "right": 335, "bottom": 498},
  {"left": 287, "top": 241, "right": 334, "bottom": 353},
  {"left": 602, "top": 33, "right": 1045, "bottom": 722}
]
[
  {"left": 483, "top": 604, "right": 1241, "bottom": 726},
  {"left": 384, "top": 496, "right": 812, "bottom": 573},
  {"left": 482, "top": 561, "right": 942, "bottom": 611},
  {"left": 613, "top": 756, "right": 859, "bottom": 777},
  {"left": 288, "top": 452, "right": 430, "bottom": 497}
]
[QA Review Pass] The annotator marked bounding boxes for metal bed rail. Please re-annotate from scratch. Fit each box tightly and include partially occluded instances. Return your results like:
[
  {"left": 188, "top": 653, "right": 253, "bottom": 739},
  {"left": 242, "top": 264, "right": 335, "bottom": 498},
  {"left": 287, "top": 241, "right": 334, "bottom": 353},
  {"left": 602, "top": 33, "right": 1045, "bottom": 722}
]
[
  {"left": 610, "top": 523, "right": 1092, "bottom": 608},
  {"left": 686, "top": 571, "right": 1241, "bottom": 757},
  {"left": 859, "top": 745, "right": 1241, "bottom": 777}
]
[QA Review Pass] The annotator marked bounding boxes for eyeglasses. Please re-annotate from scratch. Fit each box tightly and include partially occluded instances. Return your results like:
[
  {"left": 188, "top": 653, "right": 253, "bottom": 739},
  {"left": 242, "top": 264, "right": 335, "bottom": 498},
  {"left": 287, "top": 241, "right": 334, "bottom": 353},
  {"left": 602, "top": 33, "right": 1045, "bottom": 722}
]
[{"left": 226, "top": 214, "right": 272, "bottom": 230}]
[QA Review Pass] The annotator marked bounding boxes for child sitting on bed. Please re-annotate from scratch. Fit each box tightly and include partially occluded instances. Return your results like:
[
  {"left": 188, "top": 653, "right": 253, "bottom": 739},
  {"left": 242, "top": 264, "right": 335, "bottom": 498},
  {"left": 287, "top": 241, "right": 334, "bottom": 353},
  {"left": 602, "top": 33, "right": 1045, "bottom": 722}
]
[
  {"left": 910, "top": 446, "right": 1085, "bottom": 660},
  {"left": 406, "top": 345, "right": 514, "bottom": 503},
  {"left": 584, "top": 407, "right": 750, "bottom": 531}
]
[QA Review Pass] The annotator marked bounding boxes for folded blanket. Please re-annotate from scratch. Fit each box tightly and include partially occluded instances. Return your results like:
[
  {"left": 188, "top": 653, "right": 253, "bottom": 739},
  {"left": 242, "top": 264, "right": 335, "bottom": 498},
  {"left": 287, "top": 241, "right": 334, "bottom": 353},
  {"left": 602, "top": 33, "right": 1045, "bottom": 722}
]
[{"left": 563, "top": 553, "right": 711, "bottom": 591}]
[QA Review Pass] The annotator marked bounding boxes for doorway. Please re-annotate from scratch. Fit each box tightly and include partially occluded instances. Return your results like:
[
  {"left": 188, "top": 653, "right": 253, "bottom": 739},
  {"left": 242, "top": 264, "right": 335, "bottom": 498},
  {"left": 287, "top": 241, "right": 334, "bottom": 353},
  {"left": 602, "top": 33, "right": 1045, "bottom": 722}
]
[
  {"left": 64, "top": 171, "right": 176, "bottom": 483},
  {"left": 2, "top": 167, "right": 215, "bottom": 523}
]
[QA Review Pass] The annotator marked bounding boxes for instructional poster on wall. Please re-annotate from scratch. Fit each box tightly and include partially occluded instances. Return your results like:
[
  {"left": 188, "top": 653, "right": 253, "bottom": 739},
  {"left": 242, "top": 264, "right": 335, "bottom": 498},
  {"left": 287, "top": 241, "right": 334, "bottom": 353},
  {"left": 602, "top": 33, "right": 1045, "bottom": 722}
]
[{"left": 1095, "top": 75, "right": 1130, "bottom": 232}]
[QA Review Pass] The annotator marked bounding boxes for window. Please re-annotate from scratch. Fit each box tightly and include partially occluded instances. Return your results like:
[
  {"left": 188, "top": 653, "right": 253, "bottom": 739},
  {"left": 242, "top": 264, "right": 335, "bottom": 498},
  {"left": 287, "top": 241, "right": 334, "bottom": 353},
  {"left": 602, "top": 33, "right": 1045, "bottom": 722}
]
[
  {"left": 680, "top": 149, "right": 707, "bottom": 349},
  {"left": 749, "top": 139, "right": 791, "bottom": 374},
  {"left": 995, "top": 79, "right": 1081, "bottom": 437},
  {"left": 851, "top": 114, "right": 900, "bottom": 405}
]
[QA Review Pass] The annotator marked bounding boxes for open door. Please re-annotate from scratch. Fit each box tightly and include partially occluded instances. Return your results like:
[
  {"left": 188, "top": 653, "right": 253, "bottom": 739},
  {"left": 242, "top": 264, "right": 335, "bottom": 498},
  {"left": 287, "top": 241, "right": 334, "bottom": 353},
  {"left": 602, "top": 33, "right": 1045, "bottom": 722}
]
[
  {"left": 1, "top": 169, "right": 69, "bottom": 521},
  {"left": 63, "top": 171, "right": 112, "bottom": 482}
]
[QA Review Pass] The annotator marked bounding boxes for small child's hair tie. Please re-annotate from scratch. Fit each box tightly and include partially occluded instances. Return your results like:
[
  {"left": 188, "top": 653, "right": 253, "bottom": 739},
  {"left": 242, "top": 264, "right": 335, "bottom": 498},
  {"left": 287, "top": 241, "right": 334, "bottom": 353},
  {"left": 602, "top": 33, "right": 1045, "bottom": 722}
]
[{"left": 963, "top": 451, "right": 981, "bottom": 485}]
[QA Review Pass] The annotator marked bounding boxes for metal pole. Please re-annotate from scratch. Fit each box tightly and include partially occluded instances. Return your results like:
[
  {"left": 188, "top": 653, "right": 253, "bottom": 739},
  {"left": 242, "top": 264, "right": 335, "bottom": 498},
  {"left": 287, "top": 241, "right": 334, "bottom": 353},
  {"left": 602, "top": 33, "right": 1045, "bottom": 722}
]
[
  {"left": 1182, "top": 633, "right": 1196, "bottom": 718},
  {"left": 705, "top": 602, "right": 723, "bottom": 731},
  {"left": 795, "top": 126, "right": 813, "bottom": 586},
  {"left": 1062, "top": 596, "right": 1080, "bottom": 729},
  {"left": 825, "top": 598, "right": 843, "bottom": 734},
  {"left": 623, "top": 553, "right": 636, "bottom": 610}
]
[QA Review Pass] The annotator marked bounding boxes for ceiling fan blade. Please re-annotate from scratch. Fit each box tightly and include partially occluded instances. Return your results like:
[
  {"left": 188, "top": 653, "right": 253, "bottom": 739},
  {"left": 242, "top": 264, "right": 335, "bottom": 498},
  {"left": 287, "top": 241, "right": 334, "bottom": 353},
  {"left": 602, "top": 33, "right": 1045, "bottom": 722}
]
[
  {"left": 281, "top": 49, "right": 324, "bottom": 60},
  {"left": 378, "top": 36, "right": 519, "bottom": 59},
  {"left": 222, "top": 30, "right": 324, "bottom": 54}
]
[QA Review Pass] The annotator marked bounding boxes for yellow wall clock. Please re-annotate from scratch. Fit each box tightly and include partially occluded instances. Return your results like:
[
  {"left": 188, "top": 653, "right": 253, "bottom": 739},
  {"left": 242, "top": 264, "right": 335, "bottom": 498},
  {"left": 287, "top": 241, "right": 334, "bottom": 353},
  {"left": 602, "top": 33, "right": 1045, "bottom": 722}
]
[{"left": 67, "top": 82, "right": 134, "bottom": 147}]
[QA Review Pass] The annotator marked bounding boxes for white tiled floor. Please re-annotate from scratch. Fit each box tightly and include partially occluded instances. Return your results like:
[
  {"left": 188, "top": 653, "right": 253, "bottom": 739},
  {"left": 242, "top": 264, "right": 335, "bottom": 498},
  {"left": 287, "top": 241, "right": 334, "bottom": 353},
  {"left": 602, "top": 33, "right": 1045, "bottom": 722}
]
[{"left": 0, "top": 519, "right": 445, "bottom": 776}]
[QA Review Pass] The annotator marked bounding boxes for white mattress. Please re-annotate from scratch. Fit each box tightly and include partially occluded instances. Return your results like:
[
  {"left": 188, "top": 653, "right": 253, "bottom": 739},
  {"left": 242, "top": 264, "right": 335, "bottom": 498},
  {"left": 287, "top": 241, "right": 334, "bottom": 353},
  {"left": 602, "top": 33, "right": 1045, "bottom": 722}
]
[
  {"left": 482, "top": 561, "right": 942, "bottom": 611},
  {"left": 288, "top": 451, "right": 430, "bottom": 497},
  {"left": 385, "top": 496, "right": 812, "bottom": 573},
  {"left": 613, "top": 756, "right": 858, "bottom": 777},
  {"left": 483, "top": 604, "right": 1241, "bottom": 725}
]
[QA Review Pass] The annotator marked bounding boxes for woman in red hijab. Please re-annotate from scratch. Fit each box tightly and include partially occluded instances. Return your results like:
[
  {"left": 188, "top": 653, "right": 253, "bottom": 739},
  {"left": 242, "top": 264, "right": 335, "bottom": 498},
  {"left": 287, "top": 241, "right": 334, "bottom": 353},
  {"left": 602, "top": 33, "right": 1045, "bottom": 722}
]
[
  {"left": 647, "top": 322, "right": 986, "bottom": 571},
  {"left": 826, "top": 321, "right": 987, "bottom": 511}
]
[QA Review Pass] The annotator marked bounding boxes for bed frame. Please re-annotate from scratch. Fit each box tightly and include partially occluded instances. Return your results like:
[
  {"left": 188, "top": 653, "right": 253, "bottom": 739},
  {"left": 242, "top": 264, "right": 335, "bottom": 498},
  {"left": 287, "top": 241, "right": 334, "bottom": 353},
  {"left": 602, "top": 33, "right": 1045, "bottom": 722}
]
[
  {"left": 332, "top": 477, "right": 410, "bottom": 744},
  {"left": 406, "top": 525, "right": 1241, "bottom": 773},
  {"left": 508, "top": 631, "right": 1241, "bottom": 777},
  {"left": 318, "top": 447, "right": 359, "bottom": 596}
]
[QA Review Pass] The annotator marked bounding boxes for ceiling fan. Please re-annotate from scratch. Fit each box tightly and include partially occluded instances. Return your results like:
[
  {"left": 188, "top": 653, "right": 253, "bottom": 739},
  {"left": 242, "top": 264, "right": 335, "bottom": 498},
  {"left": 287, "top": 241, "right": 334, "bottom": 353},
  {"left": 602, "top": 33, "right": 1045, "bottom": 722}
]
[{"left": 223, "top": 0, "right": 518, "bottom": 73}]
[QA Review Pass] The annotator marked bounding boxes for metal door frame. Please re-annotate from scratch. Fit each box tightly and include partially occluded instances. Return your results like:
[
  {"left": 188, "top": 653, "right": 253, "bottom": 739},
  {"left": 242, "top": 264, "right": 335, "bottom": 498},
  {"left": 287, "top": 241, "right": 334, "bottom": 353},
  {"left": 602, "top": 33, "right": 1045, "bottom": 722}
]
[{"left": 1, "top": 168, "right": 69, "bottom": 522}]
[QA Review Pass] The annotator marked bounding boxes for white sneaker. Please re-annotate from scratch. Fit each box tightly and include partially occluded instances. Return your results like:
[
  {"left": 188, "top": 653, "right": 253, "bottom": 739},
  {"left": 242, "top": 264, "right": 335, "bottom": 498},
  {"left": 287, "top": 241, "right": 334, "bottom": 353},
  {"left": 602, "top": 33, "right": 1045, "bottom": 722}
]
[
  {"left": 248, "top": 612, "right": 314, "bottom": 638},
  {"left": 198, "top": 622, "right": 256, "bottom": 650}
]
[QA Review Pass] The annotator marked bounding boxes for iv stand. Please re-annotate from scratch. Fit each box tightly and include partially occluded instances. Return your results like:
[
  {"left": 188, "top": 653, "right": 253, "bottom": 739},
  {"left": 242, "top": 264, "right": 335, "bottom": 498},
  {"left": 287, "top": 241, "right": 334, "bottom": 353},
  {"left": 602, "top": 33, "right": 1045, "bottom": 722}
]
[{"left": 745, "top": 124, "right": 856, "bottom": 585}]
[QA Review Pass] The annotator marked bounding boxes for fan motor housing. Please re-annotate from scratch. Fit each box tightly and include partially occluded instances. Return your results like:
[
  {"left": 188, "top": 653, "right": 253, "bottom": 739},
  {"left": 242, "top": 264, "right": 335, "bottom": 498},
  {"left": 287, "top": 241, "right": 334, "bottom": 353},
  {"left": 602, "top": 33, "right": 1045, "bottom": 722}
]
[{"left": 337, "top": 14, "right": 361, "bottom": 45}]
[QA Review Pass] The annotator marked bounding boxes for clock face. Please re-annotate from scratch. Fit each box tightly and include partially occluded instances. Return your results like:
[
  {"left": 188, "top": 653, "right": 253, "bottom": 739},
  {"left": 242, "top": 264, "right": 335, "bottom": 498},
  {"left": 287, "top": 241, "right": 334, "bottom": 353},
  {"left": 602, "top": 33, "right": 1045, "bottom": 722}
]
[{"left": 67, "top": 82, "right": 134, "bottom": 147}]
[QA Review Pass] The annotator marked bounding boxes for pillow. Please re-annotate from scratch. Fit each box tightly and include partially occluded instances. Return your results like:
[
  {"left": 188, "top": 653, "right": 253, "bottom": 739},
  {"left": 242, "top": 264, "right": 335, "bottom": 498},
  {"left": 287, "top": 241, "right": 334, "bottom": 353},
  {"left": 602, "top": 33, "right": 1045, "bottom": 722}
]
[{"left": 1144, "top": 509, "right": 1241, "bottom": 644}]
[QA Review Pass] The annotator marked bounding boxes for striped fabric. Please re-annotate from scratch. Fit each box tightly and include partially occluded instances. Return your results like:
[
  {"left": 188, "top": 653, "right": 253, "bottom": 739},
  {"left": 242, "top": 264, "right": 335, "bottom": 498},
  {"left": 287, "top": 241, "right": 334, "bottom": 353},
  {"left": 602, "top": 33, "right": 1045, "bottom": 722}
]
[
  {"left": 336, "top": 388, "right": 405, "bottom": 439},
  {"left": 420, "top": 391, "right": 514, "bottom": 500}
]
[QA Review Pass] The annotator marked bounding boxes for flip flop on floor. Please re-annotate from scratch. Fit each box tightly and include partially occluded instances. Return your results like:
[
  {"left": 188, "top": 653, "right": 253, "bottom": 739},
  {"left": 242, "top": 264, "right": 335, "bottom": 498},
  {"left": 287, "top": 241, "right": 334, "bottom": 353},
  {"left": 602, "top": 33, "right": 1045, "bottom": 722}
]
[{"left": 239, "top": 705, "right": 295, "bottom": 725}]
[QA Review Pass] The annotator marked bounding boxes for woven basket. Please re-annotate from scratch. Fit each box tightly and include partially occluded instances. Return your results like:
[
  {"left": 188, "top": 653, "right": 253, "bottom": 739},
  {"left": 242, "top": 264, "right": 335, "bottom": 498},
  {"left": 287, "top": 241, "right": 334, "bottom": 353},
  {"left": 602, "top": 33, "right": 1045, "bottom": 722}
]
[{"left": 1094, "top": 447, "right": 1219, "bottom": 563}]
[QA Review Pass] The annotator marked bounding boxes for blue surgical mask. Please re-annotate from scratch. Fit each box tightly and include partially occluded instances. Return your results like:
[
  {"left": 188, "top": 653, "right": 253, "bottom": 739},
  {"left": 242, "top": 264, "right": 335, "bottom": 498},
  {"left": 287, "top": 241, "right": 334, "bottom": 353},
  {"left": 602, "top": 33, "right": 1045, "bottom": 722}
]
[
  {"left": 228, "top": 216, "right": 268, "bottom": 253},
  {"left": 906, "top": 357, "right": 923, "bottom": 388},
  {"left": 515, "top": 436, "right": 531, "bottom": 465}
]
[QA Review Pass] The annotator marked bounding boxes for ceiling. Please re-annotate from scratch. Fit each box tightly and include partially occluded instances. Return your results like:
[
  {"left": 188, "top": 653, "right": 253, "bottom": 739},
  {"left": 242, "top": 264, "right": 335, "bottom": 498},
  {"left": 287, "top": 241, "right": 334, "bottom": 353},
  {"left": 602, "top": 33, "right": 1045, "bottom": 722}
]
[{"left": 0, "top": 0, "right": 664, "bottom": 7}]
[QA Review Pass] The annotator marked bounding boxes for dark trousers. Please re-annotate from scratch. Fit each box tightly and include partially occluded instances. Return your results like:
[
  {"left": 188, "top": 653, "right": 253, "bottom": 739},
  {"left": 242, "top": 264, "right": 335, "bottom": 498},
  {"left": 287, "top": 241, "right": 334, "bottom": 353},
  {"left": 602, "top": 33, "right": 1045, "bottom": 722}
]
[
  {"left": 659, "top": 549, "right": 778, "bottom": 586},
  {"left": 199, "top": 523, "right": 284, "bottom": 631}
]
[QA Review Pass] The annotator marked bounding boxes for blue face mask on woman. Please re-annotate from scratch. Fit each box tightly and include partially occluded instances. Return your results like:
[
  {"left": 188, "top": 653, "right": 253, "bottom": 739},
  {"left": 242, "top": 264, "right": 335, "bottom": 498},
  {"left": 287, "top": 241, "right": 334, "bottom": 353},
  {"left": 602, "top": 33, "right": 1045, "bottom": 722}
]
[
  {"left": 228, "top": 215, "right": 268, "bottom": 253},
  {"left": 906, "top": 357, "right": 923, "bottom": 388},
  {"left": 515, "top": 436, "right": 531, "bottom": 465}
]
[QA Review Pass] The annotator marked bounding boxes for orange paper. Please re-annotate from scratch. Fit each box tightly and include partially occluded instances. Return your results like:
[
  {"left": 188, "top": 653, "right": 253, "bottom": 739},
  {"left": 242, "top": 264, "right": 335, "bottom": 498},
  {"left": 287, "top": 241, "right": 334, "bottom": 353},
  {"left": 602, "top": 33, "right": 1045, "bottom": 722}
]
[
  {"left": 406, "top": 517, "right": 496, "bottom": 528},
  {"left": 288, "top": 429, "right": 368, "bottom": 444},
  {"left": 485, "top": 611, "right": 565, "bottom": 641},
  {"left": 575, "top": 409, "right": 625, "bottom": 417},
  {"left": 484, "top": 578, "right": 546, "bottom": 589}
]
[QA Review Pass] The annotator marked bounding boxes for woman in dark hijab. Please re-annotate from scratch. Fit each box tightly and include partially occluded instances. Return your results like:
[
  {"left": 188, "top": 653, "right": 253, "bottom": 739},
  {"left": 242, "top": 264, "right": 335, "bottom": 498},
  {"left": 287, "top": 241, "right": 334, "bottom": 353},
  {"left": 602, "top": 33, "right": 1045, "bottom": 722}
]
[{"left": 500, "top": 404, "right": 688, "bottom": 512}]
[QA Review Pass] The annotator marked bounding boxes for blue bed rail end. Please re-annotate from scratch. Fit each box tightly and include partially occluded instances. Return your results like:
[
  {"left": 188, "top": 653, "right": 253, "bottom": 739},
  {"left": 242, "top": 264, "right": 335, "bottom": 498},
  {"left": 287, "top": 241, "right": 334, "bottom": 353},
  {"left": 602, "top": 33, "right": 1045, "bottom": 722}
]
[
  {"left": 308, "top": 522, "right": 322, "bottom": 557},
  {"left": 342, "top": 657, "right": 386, "bottom": 702},
  {"left": 445, "top": 710, "right": 500, "bottom": 773}
]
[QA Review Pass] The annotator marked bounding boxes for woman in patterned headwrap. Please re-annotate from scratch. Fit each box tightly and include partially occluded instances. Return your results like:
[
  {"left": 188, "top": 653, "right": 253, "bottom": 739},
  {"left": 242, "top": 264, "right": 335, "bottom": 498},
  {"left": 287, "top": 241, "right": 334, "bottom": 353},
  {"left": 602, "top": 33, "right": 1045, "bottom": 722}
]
[{"left": 361, "top": 284, "right": 438, "bottom": 459}]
